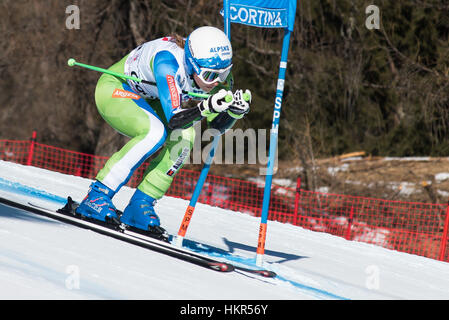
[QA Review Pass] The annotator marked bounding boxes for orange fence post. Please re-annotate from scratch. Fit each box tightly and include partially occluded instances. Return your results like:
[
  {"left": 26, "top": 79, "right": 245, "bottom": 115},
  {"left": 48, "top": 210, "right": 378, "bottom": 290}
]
[
  {"left": 438, "top": 203, "right": 449, "bottom": 261},
  {"left": 75, "top": 165, "right": 82, "bottom": 177},
  {"left": 345, "top": 206, "right": 355, "bottom": 240},
  {"left": 207, "top": 182, "right": 213, "bottom": 205},
  {"left": 294, "top": 177, "right": 301, "bottom": 226},
  {"left": 26, "top": 130, "right": 37, "bottom": 166}
]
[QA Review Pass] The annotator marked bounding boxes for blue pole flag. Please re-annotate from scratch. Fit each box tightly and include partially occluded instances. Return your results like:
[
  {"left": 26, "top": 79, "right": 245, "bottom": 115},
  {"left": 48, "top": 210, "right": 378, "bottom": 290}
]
[
  {"left": 221, "top": 0, "right": 296, "bottom": 31},
  {"left": 223, "top": 0, "right": 297, "bottom": 266}
]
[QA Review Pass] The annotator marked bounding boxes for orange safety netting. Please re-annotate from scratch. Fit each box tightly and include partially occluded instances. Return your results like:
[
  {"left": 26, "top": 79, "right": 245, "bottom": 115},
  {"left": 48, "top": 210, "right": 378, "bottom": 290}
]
[{"left": 1, "top": 135, "right": 448, "bottom": 262}]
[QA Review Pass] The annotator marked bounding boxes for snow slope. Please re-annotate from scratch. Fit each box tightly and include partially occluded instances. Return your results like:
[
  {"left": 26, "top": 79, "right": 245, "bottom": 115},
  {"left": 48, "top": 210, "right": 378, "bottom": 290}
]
[{"left": 1, "top": 160, "right": 449, "bottom": 300}]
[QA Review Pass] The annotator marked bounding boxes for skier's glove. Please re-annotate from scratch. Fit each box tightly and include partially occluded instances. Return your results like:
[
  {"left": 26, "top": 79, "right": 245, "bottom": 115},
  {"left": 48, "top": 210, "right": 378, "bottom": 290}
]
[
  {"left": 228, "top": 89, "right": 251, "bottom": 119},
  {"left": 198, "top": 89, "right": 234, "bottom": 116}
]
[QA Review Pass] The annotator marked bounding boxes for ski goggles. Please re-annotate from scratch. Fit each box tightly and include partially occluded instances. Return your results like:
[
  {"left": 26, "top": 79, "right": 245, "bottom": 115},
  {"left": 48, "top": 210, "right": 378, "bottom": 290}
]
[{"left": 196, "top": 64, "right": 232, "bottom": 85}]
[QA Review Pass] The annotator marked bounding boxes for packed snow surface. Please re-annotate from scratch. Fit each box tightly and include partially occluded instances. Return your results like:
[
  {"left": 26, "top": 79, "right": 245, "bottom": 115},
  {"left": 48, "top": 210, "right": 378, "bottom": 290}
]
[{"left": 1, "top": 160, "right": 449, "bottom": 300}]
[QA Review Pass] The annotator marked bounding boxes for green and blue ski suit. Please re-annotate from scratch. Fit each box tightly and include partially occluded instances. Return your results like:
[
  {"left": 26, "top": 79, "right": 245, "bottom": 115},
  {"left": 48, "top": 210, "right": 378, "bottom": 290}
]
[{"left": 94, "top": 36, "right": 237, "bottom": 199}]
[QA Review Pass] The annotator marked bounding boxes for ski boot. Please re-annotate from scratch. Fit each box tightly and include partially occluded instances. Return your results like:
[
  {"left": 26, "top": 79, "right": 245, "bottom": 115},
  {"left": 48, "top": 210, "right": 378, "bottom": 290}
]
[
  {"left": 75, "top": 180, "right": 119, "bottom": 225},
  {"left": 120, "top": 189, "right": 169, "bottom": 242}
]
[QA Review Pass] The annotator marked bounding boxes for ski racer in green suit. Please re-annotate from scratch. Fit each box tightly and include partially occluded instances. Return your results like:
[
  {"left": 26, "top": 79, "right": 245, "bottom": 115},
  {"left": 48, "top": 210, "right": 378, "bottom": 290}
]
[{"left": 75, "top": 26, "right": 252, "bottom": 238}]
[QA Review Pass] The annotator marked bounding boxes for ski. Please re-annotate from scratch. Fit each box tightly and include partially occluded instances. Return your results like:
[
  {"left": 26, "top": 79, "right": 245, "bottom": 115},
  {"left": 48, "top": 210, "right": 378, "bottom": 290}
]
[
  {"left": 124, "top": 227, "right": 277, "bottom": 277},
  {"left": 0, "top": 196, "right": 277, "bottom": 277},
  {"left": 54, "top": 196, "right": 276, "bottom": 278},
  {"left": 0, "top": 196, "right": 234, "bottom": 273}
]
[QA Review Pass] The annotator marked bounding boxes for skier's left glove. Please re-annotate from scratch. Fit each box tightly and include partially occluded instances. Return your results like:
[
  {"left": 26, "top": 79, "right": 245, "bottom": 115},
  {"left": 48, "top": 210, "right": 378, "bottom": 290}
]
[
  {"left": 198, "top": 89, "right": 234, "bottom": 116},
  {"left": 227, "top": 89, "right": 252, "bottom": 119}
]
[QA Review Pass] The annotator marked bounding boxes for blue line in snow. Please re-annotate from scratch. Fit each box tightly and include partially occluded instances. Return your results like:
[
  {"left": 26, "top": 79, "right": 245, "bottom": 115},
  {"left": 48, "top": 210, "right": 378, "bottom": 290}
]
[
  {"left": 0, "top": 177, "right": 349, "bottom": 300},
  {"left": 182, "top": 239, "right": 349, "bottom": 300},
  {"left": 275, "top": 275, "right": 349, "bottom": 300},
  {"left": 224, "top": 257, "right": 348, "bottom": 300},
  {"left": 0, "top": 177, "right": 66, "bottom": 204}
]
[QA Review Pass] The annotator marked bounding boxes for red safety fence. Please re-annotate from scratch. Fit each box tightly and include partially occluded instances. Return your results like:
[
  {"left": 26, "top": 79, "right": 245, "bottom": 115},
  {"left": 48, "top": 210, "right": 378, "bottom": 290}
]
[{"left": 1, "top": 132, "right": 449, "bottom": 263}]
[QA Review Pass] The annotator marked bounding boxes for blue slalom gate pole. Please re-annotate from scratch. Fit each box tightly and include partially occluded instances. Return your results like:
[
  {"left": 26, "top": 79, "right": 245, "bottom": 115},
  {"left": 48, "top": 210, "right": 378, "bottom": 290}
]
[
  {"left": 256, "top": 29, "right": 293, "bottom": 266},
  {"left": 175, "top": 1, "right": 231, "bottom": 247},
  {"left": 175, "top": 137, "right": 219, "bottom": 246},
  {"left": 224, "top": 0, "right": 231, "bottom": 37}
]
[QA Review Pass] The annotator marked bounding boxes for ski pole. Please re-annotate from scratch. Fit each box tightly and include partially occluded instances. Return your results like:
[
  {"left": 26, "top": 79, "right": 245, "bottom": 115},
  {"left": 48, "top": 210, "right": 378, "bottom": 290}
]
[
  {"left": 174, "top": 93, "right": 250, "bottom": 247},
  {"left": 67, "top": 58, "right": 210, "bottom": 99},
  {"left": 175, "top": 20, "right": 235, "bottom": 248},
  {"left": 175, "top": 136, "right": 219, "bottom": 247}
]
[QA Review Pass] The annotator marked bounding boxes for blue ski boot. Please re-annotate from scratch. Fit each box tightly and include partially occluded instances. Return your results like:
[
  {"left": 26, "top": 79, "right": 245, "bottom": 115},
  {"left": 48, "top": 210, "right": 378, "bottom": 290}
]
[
  {"left": 75, "top": 181, "right": 119, "bottom": 224},
  {"left": 120, "top": 189, "right": 168, "bottom": 241}
]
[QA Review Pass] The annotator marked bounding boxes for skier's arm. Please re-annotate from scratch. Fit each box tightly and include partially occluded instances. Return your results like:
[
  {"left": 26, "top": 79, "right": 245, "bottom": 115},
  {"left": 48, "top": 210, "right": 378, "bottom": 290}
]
[
  {"left": 153, "top": 50, "right": 182, "bottom": 122},
  {"left": 168, "top": 89, "right": 233, "bottom": 130},
  {"left": 167, "top": 106, "right": 203, "bottom": 130},
  {"left": 167, "top": 72, "right": 251, "bottom": 132}
]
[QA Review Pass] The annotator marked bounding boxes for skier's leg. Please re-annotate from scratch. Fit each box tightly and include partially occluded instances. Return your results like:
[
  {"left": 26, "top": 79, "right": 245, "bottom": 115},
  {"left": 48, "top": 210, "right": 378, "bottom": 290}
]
[
  {"left": 120, "top": 126, "right": 195, "bottom": 230},
  {"left": 94, "top": 82, "right": 167, "bottom": 192},
  {"left": 76, "top": 58, "right": 167, "bottom": 222},
  {"left": 140, "top": 126, "right": 195, "bottom": 199}
]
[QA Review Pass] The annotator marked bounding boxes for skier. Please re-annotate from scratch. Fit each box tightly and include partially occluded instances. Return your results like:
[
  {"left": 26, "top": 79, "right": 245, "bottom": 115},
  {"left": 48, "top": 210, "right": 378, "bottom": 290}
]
[{"left": 75, "top": 26, "right": 252, "bottom": 238}]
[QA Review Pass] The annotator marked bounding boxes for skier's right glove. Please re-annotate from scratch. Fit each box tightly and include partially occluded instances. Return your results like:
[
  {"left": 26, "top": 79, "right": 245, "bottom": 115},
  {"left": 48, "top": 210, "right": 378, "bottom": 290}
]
[{"left": 198, "top": 89, "right": 234, "bottom": 117}]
